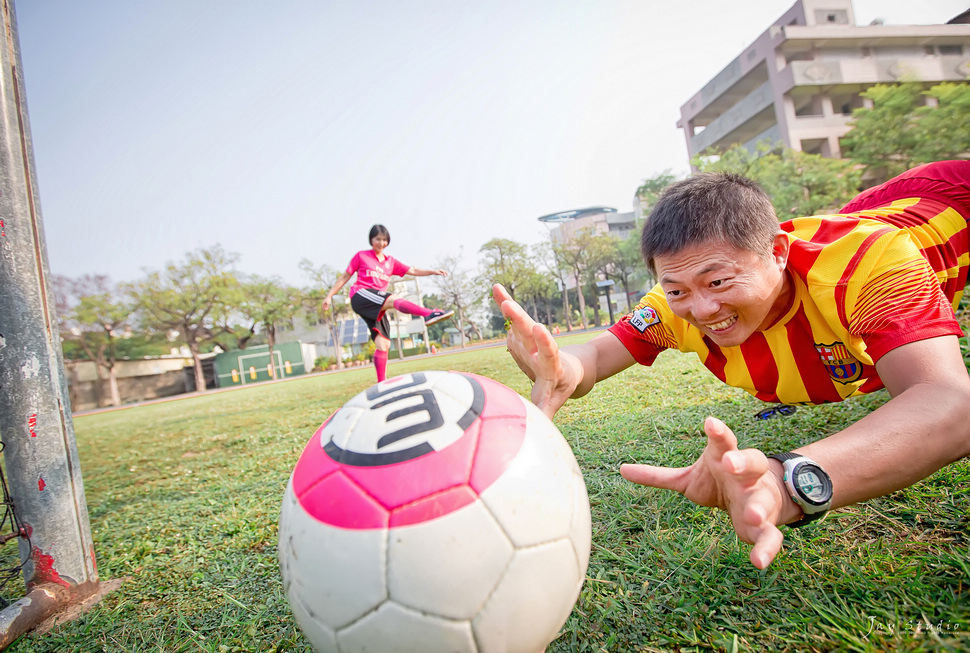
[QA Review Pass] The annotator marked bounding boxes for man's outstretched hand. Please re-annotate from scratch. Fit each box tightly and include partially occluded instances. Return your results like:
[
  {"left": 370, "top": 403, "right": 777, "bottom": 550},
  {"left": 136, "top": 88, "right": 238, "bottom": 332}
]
[
  {"left": 620, "top": 416, "right": 788, "bottom": 569},
  {"left": 492, "top": 283, "right": 578, "bottom": 419}
]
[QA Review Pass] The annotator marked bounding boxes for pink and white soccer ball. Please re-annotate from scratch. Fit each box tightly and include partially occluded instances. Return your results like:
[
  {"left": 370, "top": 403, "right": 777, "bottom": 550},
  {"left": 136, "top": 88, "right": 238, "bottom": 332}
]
[{"left": 278, "top": 370, "right": 592, "bottom": 653}]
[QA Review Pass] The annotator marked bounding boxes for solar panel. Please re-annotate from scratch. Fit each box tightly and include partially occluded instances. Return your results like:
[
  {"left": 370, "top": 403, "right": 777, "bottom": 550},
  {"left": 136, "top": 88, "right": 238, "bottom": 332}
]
[{"left": 337, "top": 317, "right": 370, "bottom": 345}]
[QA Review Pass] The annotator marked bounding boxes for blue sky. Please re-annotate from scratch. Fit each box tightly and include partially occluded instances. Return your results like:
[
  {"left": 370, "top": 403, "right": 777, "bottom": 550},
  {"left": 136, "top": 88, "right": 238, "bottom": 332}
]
[{"left": 12, "top": 0, "right": 969, "bottom": 287}]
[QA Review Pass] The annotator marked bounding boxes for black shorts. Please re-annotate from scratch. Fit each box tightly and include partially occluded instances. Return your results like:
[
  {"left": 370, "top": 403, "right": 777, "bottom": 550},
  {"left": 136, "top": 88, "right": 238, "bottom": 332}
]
[{"left": 351, "top": 289, "right": 391, "bottom": 341}]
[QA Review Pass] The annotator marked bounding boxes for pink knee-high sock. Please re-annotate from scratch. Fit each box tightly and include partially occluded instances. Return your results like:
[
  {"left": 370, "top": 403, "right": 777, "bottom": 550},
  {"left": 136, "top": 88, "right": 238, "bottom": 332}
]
[
  {"left": 393, "top": 298, "right": 432, "bottom": 317},
  {"left": 373, "top": 349, "right": 388, "bottom": 382}
]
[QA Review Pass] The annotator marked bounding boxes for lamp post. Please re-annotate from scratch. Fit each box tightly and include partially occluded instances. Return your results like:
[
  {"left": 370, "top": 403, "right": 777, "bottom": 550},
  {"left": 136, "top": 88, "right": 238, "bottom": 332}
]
[{"left": 596, "top": 279, "right": 616, "bottom": 325}]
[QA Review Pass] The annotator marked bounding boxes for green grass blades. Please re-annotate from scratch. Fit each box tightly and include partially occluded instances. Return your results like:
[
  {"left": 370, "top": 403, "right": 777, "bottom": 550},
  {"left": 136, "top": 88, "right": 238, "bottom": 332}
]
[{"left": 3, "top": 337, "right": 968, "bottom": 651}]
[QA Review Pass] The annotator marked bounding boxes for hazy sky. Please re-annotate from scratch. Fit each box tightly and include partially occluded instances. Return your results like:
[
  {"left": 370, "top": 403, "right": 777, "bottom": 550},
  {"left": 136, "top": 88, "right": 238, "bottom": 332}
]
[{"left": 12, "top": 1, "right": 969, "bottom": 288}]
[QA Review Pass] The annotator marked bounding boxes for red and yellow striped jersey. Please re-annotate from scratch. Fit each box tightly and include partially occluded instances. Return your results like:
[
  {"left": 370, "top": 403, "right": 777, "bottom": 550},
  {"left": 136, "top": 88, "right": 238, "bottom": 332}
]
[{"left": 610, "top": 194, "right": 969, "bottom": 405}]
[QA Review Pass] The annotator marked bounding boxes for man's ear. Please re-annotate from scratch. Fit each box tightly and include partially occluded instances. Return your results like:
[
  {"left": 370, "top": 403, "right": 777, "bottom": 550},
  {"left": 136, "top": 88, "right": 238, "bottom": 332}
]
[{"left": 772, "top": 232, "right": 790, "bottom": 269}]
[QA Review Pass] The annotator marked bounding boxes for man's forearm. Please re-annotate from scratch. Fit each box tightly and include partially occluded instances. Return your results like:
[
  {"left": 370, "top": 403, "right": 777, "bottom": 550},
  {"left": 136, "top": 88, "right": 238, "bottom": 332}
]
[
  {"left": 797, "top": 380, "right": 970, "bottom": 510},
  {"left": 562, "top": 331, "right": 637, "bottom": 400}
]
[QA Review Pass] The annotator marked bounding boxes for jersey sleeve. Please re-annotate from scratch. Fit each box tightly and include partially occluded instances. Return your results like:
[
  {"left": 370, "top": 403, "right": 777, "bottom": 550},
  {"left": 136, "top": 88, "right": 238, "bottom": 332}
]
[
  {"left": 346, "top": 252, "right": 362, "bottom": 276},
  {"left": 607, "top": 286, "right": 681, "bottom": 365},
  {"left": 390, "top": 256, "right": 410, "bottom": 277},
  {"left": 847, "top": 229, "right": 963, "bottom": 361}
]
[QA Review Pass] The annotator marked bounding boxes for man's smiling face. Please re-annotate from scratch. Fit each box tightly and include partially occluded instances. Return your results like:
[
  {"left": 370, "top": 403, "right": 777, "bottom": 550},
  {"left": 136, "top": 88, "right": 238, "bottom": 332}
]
[{"left": 654, "top": 235, "right": 790, "bottom": 348}]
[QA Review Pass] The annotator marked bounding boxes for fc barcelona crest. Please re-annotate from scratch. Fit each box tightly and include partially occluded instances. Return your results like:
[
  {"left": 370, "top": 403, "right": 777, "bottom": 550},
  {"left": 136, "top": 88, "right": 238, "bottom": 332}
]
[{"left": 815, "top": 342, "right": 862, "bottom": 384}]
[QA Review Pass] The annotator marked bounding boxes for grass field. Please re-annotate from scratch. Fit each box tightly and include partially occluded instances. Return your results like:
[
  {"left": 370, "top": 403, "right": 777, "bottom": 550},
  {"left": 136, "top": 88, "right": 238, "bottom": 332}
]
[{"left": 3, "top": 333, "right": 968, "bottom": 652}]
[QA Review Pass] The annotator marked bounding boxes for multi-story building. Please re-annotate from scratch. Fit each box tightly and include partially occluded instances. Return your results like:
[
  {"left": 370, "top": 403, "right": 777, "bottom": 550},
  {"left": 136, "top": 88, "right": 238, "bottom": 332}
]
[
  {"left": 677, "top": 0, "right": 970, "bottom": 164},
  {"left": 538, "top": 206, "right": 636, "bottom": 247},
  {"left": 537, "top": 207, "right": 638, "bottom": 316}
]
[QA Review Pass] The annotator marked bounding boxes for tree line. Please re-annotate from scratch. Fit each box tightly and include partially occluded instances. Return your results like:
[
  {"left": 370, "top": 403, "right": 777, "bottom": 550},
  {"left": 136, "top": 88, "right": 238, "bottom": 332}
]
[
  {"left": 55, "top": 81, "right": 969, "bottom": 406},
  {"left": 54, "top": 230, "right": 651, "bottom": 408}
]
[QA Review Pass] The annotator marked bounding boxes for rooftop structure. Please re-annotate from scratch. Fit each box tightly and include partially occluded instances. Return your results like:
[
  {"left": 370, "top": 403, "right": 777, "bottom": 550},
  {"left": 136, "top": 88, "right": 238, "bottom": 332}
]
[
  {"left": 540, "top": 207, "right": 636, "bottom": 246},
  {"left": 677, "top": 0, "right": 970, "bottom": 164}
]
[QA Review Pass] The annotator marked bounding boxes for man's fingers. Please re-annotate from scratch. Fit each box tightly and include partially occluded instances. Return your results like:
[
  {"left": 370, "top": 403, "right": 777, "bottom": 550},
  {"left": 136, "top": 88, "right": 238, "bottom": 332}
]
[
  {"left": 492, "top": 283, "right": 513, "bottom": 306},
  {"left": 736, "top": 477, "right": 786, "bottom": 568},
  {"left": 493, "top": 284, "right": 536, "bottom": 325},
  {"left": 703, "top": 416, "right": 740, "bottom": 460},
  {"left": 722, "top": 448, "right": 770, "bottom": 482},
  {"left": 620, "top": 462, "right": 691, "bottom": 494},
  {"left": 497, "top": 296, "right": 535, "bottom": 329},
  {"left": 532, "top": 323, "right": 559, "bottom": 358},
  {"left": 749, "top": 523, "right": 784, "bottom": 569}
]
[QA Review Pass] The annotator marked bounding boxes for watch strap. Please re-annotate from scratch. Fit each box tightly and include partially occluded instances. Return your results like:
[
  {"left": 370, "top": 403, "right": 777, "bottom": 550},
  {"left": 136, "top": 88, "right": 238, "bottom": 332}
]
[{"left": 787, "top": 509, "right": 825, "bottom": 527}]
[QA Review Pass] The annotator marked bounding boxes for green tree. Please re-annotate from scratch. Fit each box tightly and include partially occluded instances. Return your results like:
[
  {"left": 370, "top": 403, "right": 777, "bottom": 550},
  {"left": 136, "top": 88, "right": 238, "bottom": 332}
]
[
  {"left": 516, "top": 264, "right": 555, "bottom": 327},
  {"left": 543, "top": 242, "right": 575, "bottom": 331},
  {"left": 434, "top": 250, "right": 482, "bottom": 348},
  {"left": 913, "top": 82, "right": 970, "bottom": 164},
  {"left": 556, "top": 227, "right": 608, "bottom": 329},
  {"left": 693, "top": 141, "right": 764, "bottom": 178},
  {"left": 752, "top": 148, "right": 862, "bottom": 217},
  {"left": 695, "top": 142, "right": 861, "bottom": 217},
  {"left": 53, "top": 274, "right": 131, "bottom": 407},
  {"left": 479, "top": 238, "right": 530, "bottom": 300},
  {"left": 839, "top": 82, "right": 970, "bottom": 183},
  {"left": 238, "top": 276, "right": 302, "bottom": 378},
  {"left": 298, "top": 258, "right": 352, "bottom": 369},
  {"left": 524, "top": 241, "right": 564, "bottom": 327},
  {"left": 840, "top": 82, "right": 923, "bottom": 181},
  {"left": 634, "top": 169, "right": 681, "bottom": 218},
  {"left": 584, "top": 231, "right": 624, "bottom": 326},
  {"left": 127, "top": 245, "right": 243, "bottom": 392},
  {"left": 610, "top": 225, "right": 650, "bottom": 308}
]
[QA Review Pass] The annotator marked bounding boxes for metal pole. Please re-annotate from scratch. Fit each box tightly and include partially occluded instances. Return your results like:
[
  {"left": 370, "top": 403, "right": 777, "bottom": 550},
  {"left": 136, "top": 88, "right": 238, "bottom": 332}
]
[{"left": 0, "top": 0, "right": 100, "bottom": 638}]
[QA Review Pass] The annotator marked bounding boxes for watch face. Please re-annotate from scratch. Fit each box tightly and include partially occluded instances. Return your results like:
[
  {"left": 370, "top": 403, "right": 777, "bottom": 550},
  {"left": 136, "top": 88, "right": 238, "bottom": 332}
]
[{"left": 793, "top": 463, "right": 832, "bottom": 505}]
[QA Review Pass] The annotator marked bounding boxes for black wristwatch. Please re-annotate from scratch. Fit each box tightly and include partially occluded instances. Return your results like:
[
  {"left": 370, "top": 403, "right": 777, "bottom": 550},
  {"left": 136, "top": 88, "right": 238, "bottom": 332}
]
[{"left": 768, "top": 452, "right": 833, "bottom": 527}]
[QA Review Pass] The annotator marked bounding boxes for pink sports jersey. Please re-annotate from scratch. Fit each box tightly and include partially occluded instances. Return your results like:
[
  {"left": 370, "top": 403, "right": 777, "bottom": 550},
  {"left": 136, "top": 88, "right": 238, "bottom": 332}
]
[{"left": 346, "top": 249, "right": 411, "bottom": 297}]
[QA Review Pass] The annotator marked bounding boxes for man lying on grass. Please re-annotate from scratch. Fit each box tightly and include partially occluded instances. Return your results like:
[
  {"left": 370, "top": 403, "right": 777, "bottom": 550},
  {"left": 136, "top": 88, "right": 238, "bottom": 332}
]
[{"left": 494, "top": 160, "right": 970, "bottom": 569}]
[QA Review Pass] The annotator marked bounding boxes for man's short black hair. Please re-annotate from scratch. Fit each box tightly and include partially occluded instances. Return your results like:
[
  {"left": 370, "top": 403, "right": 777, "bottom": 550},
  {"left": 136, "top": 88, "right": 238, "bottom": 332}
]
[{"left": 641, "top": 173, "right": 778, "bottom": 273}]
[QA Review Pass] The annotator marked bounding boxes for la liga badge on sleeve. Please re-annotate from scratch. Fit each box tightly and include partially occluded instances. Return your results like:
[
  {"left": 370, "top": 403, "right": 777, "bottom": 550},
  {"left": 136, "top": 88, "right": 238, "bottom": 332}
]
[{"left": 629, "top": 306, "right": 660, "bottom": 333}]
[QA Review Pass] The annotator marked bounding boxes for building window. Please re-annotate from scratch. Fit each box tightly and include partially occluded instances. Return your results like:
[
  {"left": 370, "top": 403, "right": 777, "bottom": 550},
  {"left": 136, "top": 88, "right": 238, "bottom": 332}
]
[
  {"left": 939, "top": 45, "right": 964, "bottom": 56},
  {"left": 874, "top": 46, "right": 921, "bottom": 58},
  {"left": 786, "top": 51, "right": 814, "bottom": 66},
  {"left": 800, "top": 138, "right": 828, "bottom": 156},
  {"left": 818, "top": 48, "right": 863, "bottom": 62},
  {"left": 815, "top": 9, "right": 849, "bottom": 25},
  {"left": 794, "top": 94, "right": 824, "bottom": 117},
  {"left": 830, "top": 91, "right": 864, "bottom": 115}
]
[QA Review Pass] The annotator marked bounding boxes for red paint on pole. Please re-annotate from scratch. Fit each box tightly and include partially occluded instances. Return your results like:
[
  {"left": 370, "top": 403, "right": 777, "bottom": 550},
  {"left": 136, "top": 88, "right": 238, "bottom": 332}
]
[
  {"left": 29, "top": 547, "right": 69, "bottom": 589},
  {"left": 37, "top": 477, "right": 45, "bottom": 491},
  {"left": 28, "top": 413, "right": 37, "bottom": 437}
]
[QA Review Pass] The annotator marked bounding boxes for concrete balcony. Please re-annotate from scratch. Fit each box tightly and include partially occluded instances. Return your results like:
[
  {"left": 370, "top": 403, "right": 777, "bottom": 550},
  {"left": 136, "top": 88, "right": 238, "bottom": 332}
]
[
  {"left": 790, "top": 55, "right": 970, "bottom": 86},
  {"left": 689, "top": 80, "right": 776, "bottom": 154}
]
